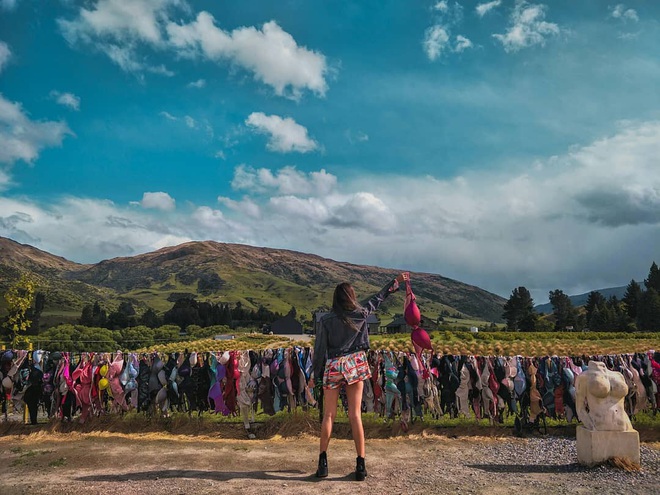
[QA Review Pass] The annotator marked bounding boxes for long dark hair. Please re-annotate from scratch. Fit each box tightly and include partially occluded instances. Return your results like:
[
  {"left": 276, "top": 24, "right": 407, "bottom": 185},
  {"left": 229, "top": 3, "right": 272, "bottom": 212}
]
[{"left": 333, "top": 282, "right": 360, "bottom": 331}]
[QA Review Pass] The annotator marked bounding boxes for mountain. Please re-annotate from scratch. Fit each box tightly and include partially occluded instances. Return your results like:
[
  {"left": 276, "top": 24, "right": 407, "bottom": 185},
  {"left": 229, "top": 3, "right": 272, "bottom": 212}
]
[
  {"left": 0, "top": 236, "right": 507, "bottom": 326},
  {"left": 534, "top": 286, "right": 629, "bottom": 314}
]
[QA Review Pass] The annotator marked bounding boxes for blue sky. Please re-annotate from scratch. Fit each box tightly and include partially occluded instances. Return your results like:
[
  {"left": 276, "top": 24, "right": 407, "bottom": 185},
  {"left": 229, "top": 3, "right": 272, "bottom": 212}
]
[{"left": 1, "top": 0, "right": 660, "bottom": 304}]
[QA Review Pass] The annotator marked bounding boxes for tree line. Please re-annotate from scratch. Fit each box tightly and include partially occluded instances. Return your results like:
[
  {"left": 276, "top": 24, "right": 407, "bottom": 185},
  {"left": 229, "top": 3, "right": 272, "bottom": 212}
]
[
  {"left": 78, "top": 298, "right": 290, "bottom": 331},
  {"left": 503, "top": 261, "right": 660, "bottom": 332}
]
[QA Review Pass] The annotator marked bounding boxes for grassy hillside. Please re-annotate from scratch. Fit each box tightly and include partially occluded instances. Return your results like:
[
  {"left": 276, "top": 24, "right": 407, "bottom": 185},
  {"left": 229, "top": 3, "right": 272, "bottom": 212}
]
[{"left": 0, "top": 237, "right": 507, "bottom": 327}]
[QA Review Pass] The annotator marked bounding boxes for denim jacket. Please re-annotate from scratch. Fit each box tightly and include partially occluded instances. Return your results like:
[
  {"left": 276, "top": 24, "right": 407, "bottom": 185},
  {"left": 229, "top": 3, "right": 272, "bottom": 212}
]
[{"left": 312, "top": 279, "right": 398, "bottom": 380}]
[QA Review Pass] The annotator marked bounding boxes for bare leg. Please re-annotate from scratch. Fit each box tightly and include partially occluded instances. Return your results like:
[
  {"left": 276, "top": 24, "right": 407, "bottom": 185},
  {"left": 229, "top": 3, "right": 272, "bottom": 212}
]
[
  {"left": 346, "top": 380, "right": 365, "bottom": 457},
  {"left": 320, "top": 387, "right": 339, "bottom": 453}
]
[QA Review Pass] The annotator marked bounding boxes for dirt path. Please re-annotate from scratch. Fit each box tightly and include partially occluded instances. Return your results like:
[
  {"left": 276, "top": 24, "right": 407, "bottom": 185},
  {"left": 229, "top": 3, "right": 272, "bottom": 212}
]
[{"left": 1, "top": 431, "right": 658, "bottom": 495}]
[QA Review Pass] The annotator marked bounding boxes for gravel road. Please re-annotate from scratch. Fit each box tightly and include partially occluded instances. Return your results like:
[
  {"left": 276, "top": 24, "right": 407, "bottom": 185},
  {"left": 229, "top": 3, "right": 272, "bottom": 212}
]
[{"left": 0, "top": 431, "right": 658, "bottom": 495}]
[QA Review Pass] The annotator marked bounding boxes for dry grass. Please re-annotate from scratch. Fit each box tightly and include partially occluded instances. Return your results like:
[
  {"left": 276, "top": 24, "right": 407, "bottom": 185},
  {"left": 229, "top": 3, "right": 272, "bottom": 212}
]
[
  {"left": 2, "top": 410, "right": 659, "bottom": 443},
  {"left": 608, "top": 456, "right": 641, "bottom": 472}
]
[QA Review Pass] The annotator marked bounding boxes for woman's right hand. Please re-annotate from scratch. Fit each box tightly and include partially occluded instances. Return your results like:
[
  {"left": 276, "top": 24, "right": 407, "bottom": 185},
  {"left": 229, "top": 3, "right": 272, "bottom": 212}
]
[{"left": 395, "top": 272, "right": 410, "bottom": 283}]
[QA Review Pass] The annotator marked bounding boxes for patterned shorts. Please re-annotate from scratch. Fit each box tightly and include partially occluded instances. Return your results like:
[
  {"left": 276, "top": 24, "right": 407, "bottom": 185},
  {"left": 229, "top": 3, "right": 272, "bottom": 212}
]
[{"left": 323, "top": 350, "right": 371, "bottom": 390}]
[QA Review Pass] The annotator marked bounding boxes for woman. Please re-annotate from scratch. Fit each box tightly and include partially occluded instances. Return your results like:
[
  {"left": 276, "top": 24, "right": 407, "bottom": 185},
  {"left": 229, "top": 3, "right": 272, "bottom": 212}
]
[{"left": 313, "top": 272, "right": 408, "bottom": 481}]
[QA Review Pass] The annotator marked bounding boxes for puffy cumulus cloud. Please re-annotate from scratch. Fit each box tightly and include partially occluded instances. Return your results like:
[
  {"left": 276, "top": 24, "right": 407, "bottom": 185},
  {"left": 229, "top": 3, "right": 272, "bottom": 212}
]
[
  {"left": 58, "top": 3, "right": 328, "bottom": 97},
  {"left": 610, "top": 4, "right": 639, "bottom": 22},
  {"left": 57, "top": 0, "right": 182, "bottom": 76},
  {"left": 231, "top": 164, "right": 336, "bottom": 196},
  {"left": 137, "top": 191, "right": 176, "bottom": 211},
  {"left": 0, "top": 41, "right": 11, "bottom": 73},
  {"left": 266, "top": 192, "right": 395, "bottom": 235},
  {"left": 50, "top": 90, "right": 81, "bottom": 111},
  {"left": 454, "top": 35, "right": 473, "bottom": 53},
  {"left": 0, "top": 94, "right": 72, "bottom": 165},
  {"left": 217, "top": 196, "right": 261, "bottom": 218},
  {"left": 245, "top": 112, "right": 318, "bottom": 153},
  {"left": 0, "top": 195, "right": 191, "bottom": 262},
  {"left": 493, "top": 2, "right": 560, "bottom": 53},
  {"left": 423, "top": 25, "right": 450, "bottom": 61},
  {"left": 217, "top": 120, "right": 660, "bottom": 299},
  {"left": 476, "top": 0, "right": 502, "bottom": 17},
  {"left": 424, "top": 1, "right": 471, "bottom": 60},
  {"left": 4, "top": 121, "right": 660, "bottom": 301},
  {"left": 58, "top": 0, "right": 180, "bottom": 46},
  {"left": 167, "top": 15, "right": 328, "bottom": 99}
]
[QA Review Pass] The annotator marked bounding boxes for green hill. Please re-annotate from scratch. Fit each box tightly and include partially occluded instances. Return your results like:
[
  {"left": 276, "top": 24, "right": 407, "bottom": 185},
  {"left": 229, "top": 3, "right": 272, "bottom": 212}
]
[{"left": 0, "top": 236, "right": 506, "bottom": 328}]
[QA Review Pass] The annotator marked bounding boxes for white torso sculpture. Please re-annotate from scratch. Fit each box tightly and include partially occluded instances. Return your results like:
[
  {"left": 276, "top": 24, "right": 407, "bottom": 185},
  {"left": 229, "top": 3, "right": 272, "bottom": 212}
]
[{"left": 575, "top": 360, "right": 633, "bottom": 432}]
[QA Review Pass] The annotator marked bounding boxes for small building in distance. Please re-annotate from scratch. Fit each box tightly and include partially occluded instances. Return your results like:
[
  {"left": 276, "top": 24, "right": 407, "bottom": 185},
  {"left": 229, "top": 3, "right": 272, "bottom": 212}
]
[
  {"left": 313, "top": 311, "right": 380, "bottom": 334},
  {"left": 271, "top": 314, "right": 303, "bottom": 335},
  {"left": 382, "top": 314, "right": 440, "bottom": 334}
]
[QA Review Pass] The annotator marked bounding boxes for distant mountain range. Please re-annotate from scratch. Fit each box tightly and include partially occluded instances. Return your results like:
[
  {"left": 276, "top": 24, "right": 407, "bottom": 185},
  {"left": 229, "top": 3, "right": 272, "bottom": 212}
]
[
  {"left": 534, "top": 286, "right": 628, "bottom": 314},
  {"left": 0, "top": 236, "right": 507, "bottom": 328}
]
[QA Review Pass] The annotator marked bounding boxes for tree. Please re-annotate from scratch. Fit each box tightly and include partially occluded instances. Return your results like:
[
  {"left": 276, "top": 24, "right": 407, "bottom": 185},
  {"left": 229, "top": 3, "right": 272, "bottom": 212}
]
[
  {"left": 645, "top": 262, "right": 660, "bottom": 292},
  {"left": 623, "top": 280, "right": 642, "bottom": 320},
  {"left": 139, "top": 308, "right": 162, "bottom": 328},
  {"left": 119, "top": 325, "right": 155, "bottom": 349},
  {"left": 549, "top": 289, "right": 577, "bottom": 331},
  {"left": 3, "top": 273, "right": 36, "bottom": 345},
  {"left": 637, "top": 288, "right": 660, "bottom": 332},
  {"left": 287, "top": 306, "right": 297, "bottom": 318},
  {"left": 502, "top": 286, "right": 537, "bottom": 332},
  {"left": 584, "top": 291, "right": 606, "bottom": 324}
]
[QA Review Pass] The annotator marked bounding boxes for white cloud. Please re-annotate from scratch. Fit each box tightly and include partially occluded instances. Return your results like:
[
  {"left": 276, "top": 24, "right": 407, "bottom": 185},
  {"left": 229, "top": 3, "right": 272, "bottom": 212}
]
[
  {"left": 59, "top": 3, "right": 328, "bottom": 97},
  {"left": 0, "top": 196, "right": 191, "bottom": 262},
  {"left": 0, "top": 168, "right": 11, "bottom": 191},
  {"left": 610, "top": 4, "right": 639, "bottom": 22},
  {"left": 245, "top": 112, "right": 319, "bottom": 153},
  {"left": 184, "top": 115, "right": 196, "bottom": 128},
  {"left": 493, "top": 2, "right": 560, "bottom": 53},
  {"left": 4, "top": 121, "right": 660, "bottom": 303},
  {"left": 0, "top": 41, "right": 11, "bottom": 73},
  {"left": 59, "top": 0, "right": 178, "bottom": 46},
  {"left": 423, "top": 25, "right": 450, "bottom": 61},
  {"left": 58, "top": 0, "right": 181, "bottom": 76},
  {"left": 231, "top": 164, "right": 336, "bottom": 196},
  {"left": 476, "top": 0, "right": 502, "bottom": 17},
  {"left": 167, "top": 15, "right": 328, "bottom": 99},
  {"left": 0, "top": 94, "right": 72, "bottom": 165},
  {"left": 424, "top": 1, "right": 471, "bottom": 60},
  {"left": 139, "top": 191, "right": 176, "bottom": 211},
  {"left": 214, "top": 150, "right": 226, "bottom": 160},
  {"left": 187, "top": 78, "right": 206, "bottom": 88},
  {"left": 159, "top": 110, "right": 176, "bottom": 121},
  {"left": 454, "top": 35, "right": 473, "bottom": 53},
  {"left": 50, "top": 90, "right": 81, "bottom": 111},
  {"left": 217, "top": 196, "right": 261, "bottom": 218}
]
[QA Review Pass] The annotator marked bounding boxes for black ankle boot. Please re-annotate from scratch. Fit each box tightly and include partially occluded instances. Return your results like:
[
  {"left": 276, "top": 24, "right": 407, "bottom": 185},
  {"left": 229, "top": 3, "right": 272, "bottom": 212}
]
[
  {"left": 315, "top": 451, "right": 328, "bottom": 478},
  {"left": 355, "top": 456, "right": 367, "bottom": 481}
]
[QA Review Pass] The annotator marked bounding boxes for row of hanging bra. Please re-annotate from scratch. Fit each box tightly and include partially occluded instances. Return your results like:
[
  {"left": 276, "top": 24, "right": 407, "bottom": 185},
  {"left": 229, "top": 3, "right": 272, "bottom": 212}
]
[{"left": 1, "top": 348, "right": 659, "bottom": 428}]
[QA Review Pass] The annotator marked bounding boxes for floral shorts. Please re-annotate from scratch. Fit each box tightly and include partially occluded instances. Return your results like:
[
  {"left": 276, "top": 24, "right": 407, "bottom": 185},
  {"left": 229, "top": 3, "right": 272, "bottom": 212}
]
[{"left": 323, "top": 350, "right": 371, "bottom": 390}]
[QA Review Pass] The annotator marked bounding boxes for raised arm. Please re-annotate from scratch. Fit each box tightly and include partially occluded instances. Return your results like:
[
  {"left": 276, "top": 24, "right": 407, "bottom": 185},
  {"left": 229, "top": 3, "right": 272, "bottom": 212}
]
[{"left": 360, "top": 272, "right": 409, "bottom": 315}]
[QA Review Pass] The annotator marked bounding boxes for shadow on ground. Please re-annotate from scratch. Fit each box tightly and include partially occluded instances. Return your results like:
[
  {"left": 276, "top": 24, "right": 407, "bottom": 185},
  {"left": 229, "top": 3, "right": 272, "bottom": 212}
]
[{"left": 76, "top": 469, "right": 352, "bottom": 483}]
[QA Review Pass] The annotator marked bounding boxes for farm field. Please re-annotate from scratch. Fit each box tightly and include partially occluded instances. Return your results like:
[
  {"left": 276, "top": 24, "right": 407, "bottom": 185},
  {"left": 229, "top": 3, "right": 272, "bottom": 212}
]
[{"left": 139, "top": 331, "right": 659, "bottom": 357}]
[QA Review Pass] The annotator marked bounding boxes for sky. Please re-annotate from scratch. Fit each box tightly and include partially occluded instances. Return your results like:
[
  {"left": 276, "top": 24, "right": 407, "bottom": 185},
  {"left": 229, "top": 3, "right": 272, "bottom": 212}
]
[{"left": 1, "top": 0, "right": 659, "bottom": 304}]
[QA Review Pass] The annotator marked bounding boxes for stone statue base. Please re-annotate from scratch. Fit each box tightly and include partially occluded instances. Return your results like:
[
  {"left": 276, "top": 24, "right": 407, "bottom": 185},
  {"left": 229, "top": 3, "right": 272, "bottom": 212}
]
[{"left": 576, "top": 425, "right": 640, "bottom": 466}]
